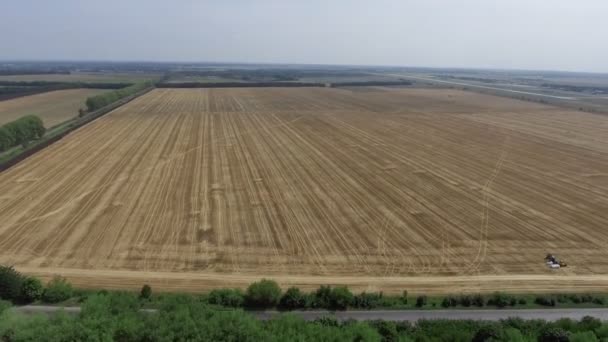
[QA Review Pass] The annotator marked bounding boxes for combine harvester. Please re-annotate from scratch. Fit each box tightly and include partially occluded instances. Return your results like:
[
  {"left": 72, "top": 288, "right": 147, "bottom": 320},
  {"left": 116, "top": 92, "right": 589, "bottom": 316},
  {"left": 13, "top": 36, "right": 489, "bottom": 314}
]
[{"left": 545, "top": 254, "right": 567, "bottom": 269}]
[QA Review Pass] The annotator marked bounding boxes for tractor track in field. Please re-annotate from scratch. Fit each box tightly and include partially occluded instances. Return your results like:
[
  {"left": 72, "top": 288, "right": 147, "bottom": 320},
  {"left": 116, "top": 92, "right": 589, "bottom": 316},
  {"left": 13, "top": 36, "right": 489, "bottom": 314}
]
[{"left": 0, "top": 87, "right": 607, "bottom": 293}]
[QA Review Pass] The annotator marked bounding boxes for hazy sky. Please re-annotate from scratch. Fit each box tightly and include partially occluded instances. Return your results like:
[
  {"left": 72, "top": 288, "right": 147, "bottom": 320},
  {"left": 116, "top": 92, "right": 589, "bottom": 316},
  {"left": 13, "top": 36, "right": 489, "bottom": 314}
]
[{"left": 2, "top": 0, "right": 607, "bottom": 72}]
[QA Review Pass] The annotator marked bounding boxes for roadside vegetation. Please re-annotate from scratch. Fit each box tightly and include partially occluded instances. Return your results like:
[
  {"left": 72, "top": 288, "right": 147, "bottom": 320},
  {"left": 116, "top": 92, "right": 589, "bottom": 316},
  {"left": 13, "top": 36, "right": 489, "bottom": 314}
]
[
  {"left": 2, "top": 291, "right": 608, "bottom": 341},
  {"left": 85, "top": 81, "right": 153, "bottom": 111},
  {"left": 0, "top": 115, "right": 45, "bottom": 151},
  {"left": 3, "top": 268, "right": 608, "bottom": 340},
  {"left": 3, "top": 268, "right": 608, "bottom": 312}
]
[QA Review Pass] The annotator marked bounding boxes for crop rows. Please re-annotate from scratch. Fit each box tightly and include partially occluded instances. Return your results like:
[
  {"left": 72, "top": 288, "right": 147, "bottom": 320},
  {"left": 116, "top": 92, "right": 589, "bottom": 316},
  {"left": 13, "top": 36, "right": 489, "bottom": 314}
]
[{"left": 0, "top": 88, "right": 607, "bottom": 293}]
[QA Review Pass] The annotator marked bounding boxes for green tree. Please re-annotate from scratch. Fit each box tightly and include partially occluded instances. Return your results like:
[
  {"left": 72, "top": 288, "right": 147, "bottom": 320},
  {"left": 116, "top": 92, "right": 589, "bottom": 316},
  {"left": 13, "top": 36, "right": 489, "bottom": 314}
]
[
  {"left": 0, "top": 266, "right": 24, "bottom": 302},
  {"left": 472, "top": 324, "right": 502, "bottom": 342},
  {"left": 570, "top": 331, "right": 598, "bottom": 342},
  {"left": 42, "top": 276, "right": 73, "bottom": 303},
  {"left": 20, "top": 277, "right": 43, "bottom": 303},
  {"left": 415, "top": 295, "right": 427, "bottom": 307},
  {"left": 0, "top": 127, "right": 14, "bottom": 151},
  {"left": 501, "top": 328, "right": 526, "bottom": 342},
  {"left": 245, "top": 279, "right": 281, "bottom": 308},
  {"left": 539, "top": 327, "right": 570, "bottom": 342},
  {"left": 208, "top": 288, "right": 245, "bottom": 308},
  {"left": 487, "top": 292, "right": 513, "bottom": 308},
  {"left": 369, "top": 320, "right": 399, "bottom": 342},
  {"left": 353, "top": 292, "right": 383, "bottom": 309},
  {"left": 313, "top": 285, "right": 332, "bottom": 308},
  {"left": 0, "top": 300, "right": 10, "bottom": 314},
  {"left": 329, "top": 286, "right": 353, "bottom": 310},
  {"left": 140, "top": 284, "right": 152, "bottom": 300},
  {"left": 279, "top": 287, "right": 306, "bottom": 310}
]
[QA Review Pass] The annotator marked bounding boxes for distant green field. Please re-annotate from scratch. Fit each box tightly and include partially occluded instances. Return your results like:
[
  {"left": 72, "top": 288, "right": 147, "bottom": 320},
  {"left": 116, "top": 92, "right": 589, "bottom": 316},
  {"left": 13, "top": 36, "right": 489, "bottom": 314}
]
[{"left": 0, "top": 72, "right": 161, "bottom": 83}]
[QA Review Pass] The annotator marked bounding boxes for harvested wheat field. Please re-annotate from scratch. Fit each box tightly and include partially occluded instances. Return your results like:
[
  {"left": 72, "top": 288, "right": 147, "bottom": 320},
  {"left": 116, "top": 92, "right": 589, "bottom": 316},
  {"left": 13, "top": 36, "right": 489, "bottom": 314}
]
[
  {"left": 0, "top": 89, "right": 109, "bottom": 127},
  {"left": 1, "top": 87, "right": 608, "bottom": 294}
]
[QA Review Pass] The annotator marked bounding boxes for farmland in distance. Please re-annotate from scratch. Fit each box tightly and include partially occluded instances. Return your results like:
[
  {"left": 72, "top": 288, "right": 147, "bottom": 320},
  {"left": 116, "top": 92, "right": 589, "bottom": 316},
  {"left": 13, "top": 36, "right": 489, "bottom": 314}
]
[
  {"left": 0, "top": 87, "right": 607, "bottom": 294},
  {"left": 0, "top": 89, "right": 110, "bottom": 127}
]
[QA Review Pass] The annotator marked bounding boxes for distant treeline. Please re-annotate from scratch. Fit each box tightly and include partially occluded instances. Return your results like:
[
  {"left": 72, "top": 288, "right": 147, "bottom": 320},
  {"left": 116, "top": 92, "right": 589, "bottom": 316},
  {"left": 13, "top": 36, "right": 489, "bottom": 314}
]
[
  {"left": 0, "top": 81, "right": 134, "bottom": 102},
  {"left": 158, "top": 80, "right": 414, "bottom": 89},
  {"left": 434, "top": 75, "right": 498, "bottom": 84},
  {"left": 541, "top": 83, "right": 608, "bottom": 94},
  {"left": 165, "top": 68, "right": 375, "bottom": 83},
  {"left": 331, "top": 80, "right": 413, "bottom": 87},
  {"left": 0, "top": 70, "right": 70, "bottom": 76},
  {"left": 0, "top": 81, "right": 132, "bottom": 89},
  {"left": 0, "top": 116, "right": 45, "bottom": 151},
  {"left": 157, "top": 82, "right": 325, "bottom": 88},
  {"left": 85, "top": 81, "right": 153, "bottom": 111}
]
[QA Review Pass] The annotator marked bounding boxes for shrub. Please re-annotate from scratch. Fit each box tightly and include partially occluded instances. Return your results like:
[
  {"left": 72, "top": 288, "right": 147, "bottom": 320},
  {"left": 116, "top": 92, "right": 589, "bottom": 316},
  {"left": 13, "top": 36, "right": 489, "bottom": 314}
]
[
  {"left": 578, "top": 316, "right": 601, "bottom": 332},
  {"left": 279, "top": 287, "right": 305, "bottom": 310},
  {"left": 401, "top": 290, "right": 408, "bottom": 305},
  {"left": 41, "top": 276, "right": 73, "bottom": 303},
  {"left": 0, "top": 127, "right": 14, "bottom": 151},
  {"left": 539, "top": 327, "right": 570, "bottom": 342},
  {"left": 518, "top": 298, "right": 527, "bottom": 305},
  {"left": 208, "top": 288, "right": 245, "bottom": 308},
  {"left": 313, "top": 316, "right": 340, "bottom": 327},
  {"left": 472, "top": 324, "right": 501, "bottom": 342},
  {"left": 556, "top": 294, "right": 569, "bottom": 304},
  {"left": 441, "top": 296, "right": 458, "bottom": 308},
  {"left": 353, "top": 292, "right": 383, "bottom": 309},
  {"left": 472, "top": 294, "right": 485, "bottom": 307},
  {"left": 312, "top": 285, "right": 332, "bottom": 308},
  {"left": 501, "top": 327, "right": 526, "bottom": 342},
  {"left": 569, "top": 331, "right": 598, "bottom": 342},
  {"left": 460, "top": 295, "right": 472, "bottom": 307},
  {"left": 140, "top": 284, "right": 152, "bottom": 300},
  {"left": 487, "top": 292, "right": 514, "bottom": 308},
  {"left": 535, "top": 296, "right": 556, "bottom": 307},
  {"left": 0, "top": 300, "right": 10, "bottom": 315},
  {"left": 369, "top": 320, "right": 399, "bottom": 342},
  {"left": 595, "top": 324, "right": 608, "bottom": 339},
  {"left": 19, "top": 277, "right": 43, "bottom": 303},
  {"left": 329, "top": 286, "right": 353, "bottom": 310},
  {"left": 245, "top": 279, "right": 281, "bottom": 308},
  {"left": 581, "top": 294, "right": 593, "bottom": 303},
  {"left": 415, "top": 295, "right": 427, "bottom": 308},
  {"left": 570, "top": 294, "right": 582, "bottom": 304},
  {"left": 0, "top": 266, "right": 24, "bottom": 302}
]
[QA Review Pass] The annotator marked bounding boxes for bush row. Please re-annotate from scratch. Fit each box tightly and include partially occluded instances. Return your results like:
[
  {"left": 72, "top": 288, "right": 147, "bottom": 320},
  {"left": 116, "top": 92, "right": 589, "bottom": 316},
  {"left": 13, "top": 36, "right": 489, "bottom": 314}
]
[
  {"left": 85, "top": 81, "right": 153, "bottom": 111},
  {"left": 0, "top": 115, "right": 45, "bottom": 151},
  {"left": 0, "top": 266, "right": 72, "bottom": 304},
  {"left": 2, "top": 293, "right": 608, "bottom": 341},
  {"left": 205, "top": 280, "right": 410, "bottom": 310},
  {"left": 206, "top": 281, "right": 608, "bottom": 311}
]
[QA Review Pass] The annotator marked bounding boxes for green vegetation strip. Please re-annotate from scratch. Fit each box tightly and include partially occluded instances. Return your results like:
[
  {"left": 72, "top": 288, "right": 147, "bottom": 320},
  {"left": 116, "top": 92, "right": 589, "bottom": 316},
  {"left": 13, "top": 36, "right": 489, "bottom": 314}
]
[
  {"left": 0, "top": 116, "right": 45, "bottom": 152},
  {"left": 0, "top": 267, "right": 608, "bottom": 341},
  {"left": 3, "top": 266, "right": 608, "bottom": 340},
  {"left": 85, "top": 81, "right": 153, "bottom": 111}
]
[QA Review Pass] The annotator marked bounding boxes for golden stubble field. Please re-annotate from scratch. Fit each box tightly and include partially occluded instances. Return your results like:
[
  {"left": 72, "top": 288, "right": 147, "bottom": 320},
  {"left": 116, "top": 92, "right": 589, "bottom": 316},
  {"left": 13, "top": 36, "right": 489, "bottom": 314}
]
[{"left": 0, "top": 87, "right": 607, "bottom": 294}]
